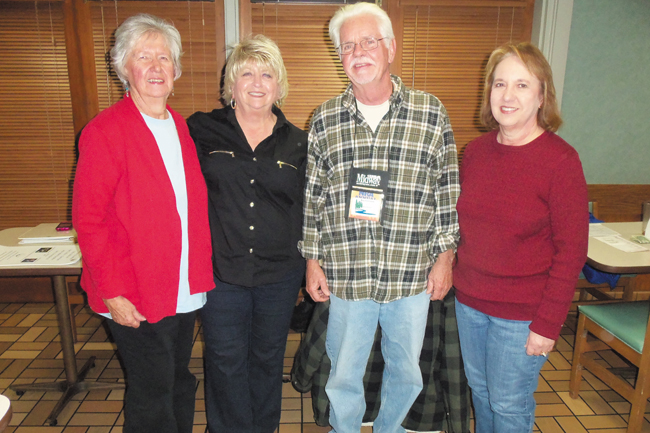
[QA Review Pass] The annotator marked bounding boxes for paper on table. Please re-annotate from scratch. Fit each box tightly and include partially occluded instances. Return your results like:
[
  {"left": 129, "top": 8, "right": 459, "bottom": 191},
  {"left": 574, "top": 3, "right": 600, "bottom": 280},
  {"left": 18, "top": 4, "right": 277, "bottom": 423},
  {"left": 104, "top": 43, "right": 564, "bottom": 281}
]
[
  {"left": 18, "top": 223, "right": 76, "bottom": 244},
  {"left": 0, "top": 244, "right": 81, "bottom": 266},
  {"left": 589, "top": 223, "right": 620, "bottom": 238},
  {"left": 593, "top": 235, "right": 649, "bottom": 253}
]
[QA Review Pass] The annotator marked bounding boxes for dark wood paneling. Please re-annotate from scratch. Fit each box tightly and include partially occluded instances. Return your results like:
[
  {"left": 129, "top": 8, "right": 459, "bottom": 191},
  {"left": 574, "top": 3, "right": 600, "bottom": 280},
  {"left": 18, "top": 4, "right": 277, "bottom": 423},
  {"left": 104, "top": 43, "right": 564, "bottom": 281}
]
[
  {"left": 588, "top": 184, "right": 650, "bottom": 223},
  {"left": 0, "top": 277, "right": 84, "bottom": 304}
]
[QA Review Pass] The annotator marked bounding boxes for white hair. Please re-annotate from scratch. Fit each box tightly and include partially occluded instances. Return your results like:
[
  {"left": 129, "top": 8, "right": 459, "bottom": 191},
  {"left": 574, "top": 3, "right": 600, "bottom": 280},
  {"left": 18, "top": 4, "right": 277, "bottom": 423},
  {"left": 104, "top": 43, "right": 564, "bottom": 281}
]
[
  {"left": 328, "top": 2, "right": 394, "bottom": 50},
  {"left": 111, "top": 14, "right": 183, "bottom": 89}
]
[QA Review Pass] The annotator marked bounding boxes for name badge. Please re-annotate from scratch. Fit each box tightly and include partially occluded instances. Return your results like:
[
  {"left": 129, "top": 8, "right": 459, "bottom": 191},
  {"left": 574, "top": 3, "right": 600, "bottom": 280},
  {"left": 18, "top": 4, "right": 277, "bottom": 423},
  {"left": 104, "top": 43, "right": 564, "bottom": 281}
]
[{"left": 346, "top": 167, "right": 389, "bottom": 223}]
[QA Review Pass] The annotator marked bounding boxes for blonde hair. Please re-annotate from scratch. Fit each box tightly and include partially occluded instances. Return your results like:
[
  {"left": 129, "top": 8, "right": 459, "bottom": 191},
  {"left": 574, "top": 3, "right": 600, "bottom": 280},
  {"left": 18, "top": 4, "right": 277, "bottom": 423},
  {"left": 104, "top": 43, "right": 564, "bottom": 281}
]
[
  {"left": 480, "top": 42, "right": 562, "bottom": 132},
  {"left": 222, "top": 35, "right": 288, "bottom": 107}
]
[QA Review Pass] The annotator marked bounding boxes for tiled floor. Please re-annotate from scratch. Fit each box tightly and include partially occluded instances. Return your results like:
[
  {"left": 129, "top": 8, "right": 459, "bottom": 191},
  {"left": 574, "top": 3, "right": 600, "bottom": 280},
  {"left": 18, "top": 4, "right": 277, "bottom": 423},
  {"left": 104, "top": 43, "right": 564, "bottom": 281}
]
[{"left": 0, "top": 301, "right": 648, "bottom": 432}]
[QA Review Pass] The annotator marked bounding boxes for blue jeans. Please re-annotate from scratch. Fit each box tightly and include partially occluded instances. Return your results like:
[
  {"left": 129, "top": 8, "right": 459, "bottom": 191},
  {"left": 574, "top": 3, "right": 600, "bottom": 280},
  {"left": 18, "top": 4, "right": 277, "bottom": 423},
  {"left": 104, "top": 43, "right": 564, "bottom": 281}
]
[
  {"left": 201, "top": 266, "right": 304, "bottom": 433},
  {"left": 326, "top": 290, "right": 431, "bottom": 433},
  {"left": 455, "top": 299, "right": 548, "bottom": 433}
]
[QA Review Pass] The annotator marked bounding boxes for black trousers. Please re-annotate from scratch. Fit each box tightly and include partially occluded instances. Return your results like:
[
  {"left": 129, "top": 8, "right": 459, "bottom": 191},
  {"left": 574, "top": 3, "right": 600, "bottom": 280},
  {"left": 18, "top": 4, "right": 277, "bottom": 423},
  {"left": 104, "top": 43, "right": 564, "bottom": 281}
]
[{"left": 108, "top": 311, "right": 197, "bottom": 433}]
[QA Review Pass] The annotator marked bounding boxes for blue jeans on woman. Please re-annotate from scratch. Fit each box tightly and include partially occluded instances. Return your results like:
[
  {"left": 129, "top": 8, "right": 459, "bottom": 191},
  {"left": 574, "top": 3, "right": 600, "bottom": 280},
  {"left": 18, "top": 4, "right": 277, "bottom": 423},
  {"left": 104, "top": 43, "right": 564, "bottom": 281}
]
[
  {"left": 455, "top": 299, "right": 548, "bottom": 433},
  {"left": 201, "top": 266, "right": 304, "bottom": 433}
]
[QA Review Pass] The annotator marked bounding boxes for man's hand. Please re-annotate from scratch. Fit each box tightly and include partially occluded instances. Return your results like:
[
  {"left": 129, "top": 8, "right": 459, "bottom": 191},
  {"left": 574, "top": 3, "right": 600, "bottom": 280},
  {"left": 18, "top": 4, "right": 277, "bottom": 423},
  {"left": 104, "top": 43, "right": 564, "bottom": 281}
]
[
  {"left": 426, "top": 249, "right": 455, "bottom": 301},
  {"left": 525, "top": 331, "right": 555, "bottom": 357},
  {"left": 305, "top": 259, "right": 330, "bottom": 302},
  {"left": 104, "top": 296, "right": 146, "bottom": 328}
]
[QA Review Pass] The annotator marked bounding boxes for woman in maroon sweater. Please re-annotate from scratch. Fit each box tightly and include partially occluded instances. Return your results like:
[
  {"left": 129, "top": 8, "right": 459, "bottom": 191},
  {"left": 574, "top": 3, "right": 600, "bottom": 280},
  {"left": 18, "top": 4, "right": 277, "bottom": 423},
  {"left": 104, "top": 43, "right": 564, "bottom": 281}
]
[{"left": 453, "top": 42, "right": 588, "bottom": 433}]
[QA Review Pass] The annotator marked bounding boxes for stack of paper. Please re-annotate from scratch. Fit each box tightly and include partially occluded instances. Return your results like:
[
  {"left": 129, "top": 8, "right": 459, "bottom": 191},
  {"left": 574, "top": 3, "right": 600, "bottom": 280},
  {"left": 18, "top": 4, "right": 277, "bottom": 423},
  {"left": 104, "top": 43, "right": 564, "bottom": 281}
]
[
  {"left": 589, "top": 223, "right": 648, "bottom": 253},
  {"left": 18, "top": 223, "right": 77, "bottom": 244}
]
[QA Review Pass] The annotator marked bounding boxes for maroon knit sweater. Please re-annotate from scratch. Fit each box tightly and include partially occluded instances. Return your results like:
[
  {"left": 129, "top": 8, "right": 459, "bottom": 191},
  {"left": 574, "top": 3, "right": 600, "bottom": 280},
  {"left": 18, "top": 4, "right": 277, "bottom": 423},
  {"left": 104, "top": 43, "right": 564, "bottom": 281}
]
[{"left": 454, "top": 130, "right": 588, "bottom": 340}]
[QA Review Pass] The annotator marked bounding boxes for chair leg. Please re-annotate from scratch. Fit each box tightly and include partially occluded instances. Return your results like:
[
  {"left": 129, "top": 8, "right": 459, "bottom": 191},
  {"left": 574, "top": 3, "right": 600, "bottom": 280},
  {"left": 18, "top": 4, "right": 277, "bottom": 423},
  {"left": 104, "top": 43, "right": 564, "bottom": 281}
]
[
  {"left": 627, "top": 399, "right": 646, "bottom": 433},
  {"left": 578, "top": 288, "right": 588, "bottom": 302},
  {"left": 622, "top": 277, "right": 636, "bottom": 302},
  {"left": 627, "top": 362, "right": 650, "bottom": 432},
  {"left": 570, "top": 314, "right": 588, "bottom": 399}
]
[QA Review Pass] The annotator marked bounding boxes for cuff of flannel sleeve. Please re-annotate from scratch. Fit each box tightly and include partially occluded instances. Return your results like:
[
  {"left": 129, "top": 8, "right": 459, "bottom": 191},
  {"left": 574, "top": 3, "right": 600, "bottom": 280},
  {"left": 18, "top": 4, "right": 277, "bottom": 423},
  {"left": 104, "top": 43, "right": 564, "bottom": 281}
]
[
  {"left": 431, "top": 233, "right": 459, "bottom": 258},
  {"left": 298, "top": 240, "right": 322, "bottom": 261}
]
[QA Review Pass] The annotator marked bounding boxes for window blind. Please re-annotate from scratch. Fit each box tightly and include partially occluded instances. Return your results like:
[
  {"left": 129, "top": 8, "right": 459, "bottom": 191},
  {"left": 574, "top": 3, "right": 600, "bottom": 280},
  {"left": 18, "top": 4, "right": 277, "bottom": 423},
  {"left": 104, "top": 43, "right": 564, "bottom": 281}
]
[
  {"left": 245, "top": 0, "right": 535, "bottom": 155},
  {"left": 251, "top": 3, "right": 350, "bottom": 130},
  {"left": 399, "top": 1, "right": 534, "bottom": 158},
  {"left": 90, "top": 1, "right": 225, "bottom": 118},
  {"left": 0, "top": 2, "right": 76, "bottom": 229}
]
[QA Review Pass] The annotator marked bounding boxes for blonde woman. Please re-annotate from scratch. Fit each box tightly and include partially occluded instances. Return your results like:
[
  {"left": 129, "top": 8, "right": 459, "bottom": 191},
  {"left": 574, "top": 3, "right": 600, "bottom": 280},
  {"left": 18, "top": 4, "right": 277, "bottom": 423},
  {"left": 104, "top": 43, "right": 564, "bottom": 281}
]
[{"left": 187, "top": 35, "right": 307, "bottom": 433}]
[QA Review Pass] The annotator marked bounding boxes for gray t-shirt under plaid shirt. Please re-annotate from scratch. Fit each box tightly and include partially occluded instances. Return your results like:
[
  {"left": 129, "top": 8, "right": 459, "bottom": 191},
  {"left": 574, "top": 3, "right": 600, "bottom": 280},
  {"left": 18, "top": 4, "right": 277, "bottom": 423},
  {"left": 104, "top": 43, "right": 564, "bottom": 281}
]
[{"left": 299, "top": 75, "right": 460, "bottom": 303}]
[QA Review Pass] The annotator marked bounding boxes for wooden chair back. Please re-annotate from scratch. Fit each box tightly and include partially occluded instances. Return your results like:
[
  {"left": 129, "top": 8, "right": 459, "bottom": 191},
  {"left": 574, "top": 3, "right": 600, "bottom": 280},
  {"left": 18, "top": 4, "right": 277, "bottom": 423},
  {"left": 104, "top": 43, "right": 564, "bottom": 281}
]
[{"left": 588, "top": 184, "right": 650, "bottom": 222}]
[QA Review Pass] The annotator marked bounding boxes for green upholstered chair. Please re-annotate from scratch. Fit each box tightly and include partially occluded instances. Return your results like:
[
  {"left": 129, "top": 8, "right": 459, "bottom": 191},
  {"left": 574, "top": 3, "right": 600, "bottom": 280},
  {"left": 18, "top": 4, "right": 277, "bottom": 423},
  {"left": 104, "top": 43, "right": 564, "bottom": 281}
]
[{"left": 570, "top": 302, "right": 650, "bottom": 433}]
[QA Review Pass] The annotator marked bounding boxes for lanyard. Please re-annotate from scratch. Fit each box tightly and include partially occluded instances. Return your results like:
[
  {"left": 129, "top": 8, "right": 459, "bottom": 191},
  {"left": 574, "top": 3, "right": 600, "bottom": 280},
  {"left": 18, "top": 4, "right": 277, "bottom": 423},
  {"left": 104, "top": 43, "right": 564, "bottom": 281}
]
[{"left": 347, "top": 100, "right": 394, "bottom": 224}]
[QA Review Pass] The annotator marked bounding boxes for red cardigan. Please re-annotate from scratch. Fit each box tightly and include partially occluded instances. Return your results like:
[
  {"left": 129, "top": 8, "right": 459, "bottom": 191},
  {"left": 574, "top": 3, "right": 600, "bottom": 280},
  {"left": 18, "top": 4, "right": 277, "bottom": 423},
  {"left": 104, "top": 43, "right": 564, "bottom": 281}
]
[
  {"left": 72, "top": 96, "right": 214, "bottom": 323},
  {"left": 454, "top": 131, "right": 588, "bottom": 340}
]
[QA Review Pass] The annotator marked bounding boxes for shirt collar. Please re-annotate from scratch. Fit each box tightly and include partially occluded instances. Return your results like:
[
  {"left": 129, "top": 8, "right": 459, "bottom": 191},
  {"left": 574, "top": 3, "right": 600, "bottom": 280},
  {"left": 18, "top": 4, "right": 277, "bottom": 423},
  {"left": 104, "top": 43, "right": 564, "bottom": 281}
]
[
  {"left": 224, "top": 104, "right": 289, "bottom": 134},
  {"left": 341, "top": 75, "right": 405, "bottom": 118}
]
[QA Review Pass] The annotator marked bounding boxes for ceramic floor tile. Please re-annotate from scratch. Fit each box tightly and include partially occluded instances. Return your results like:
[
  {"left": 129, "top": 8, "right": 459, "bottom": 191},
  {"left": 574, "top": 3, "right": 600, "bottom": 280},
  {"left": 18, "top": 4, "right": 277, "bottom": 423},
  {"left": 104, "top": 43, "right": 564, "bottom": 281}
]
[
  {"left": 580, "top": 390, "right": 617, "bottom": 414},
  {"left": 555, "top": 416, "right": 589, "bottom": 433},
  {"left": 547, "top": 352, "right": 571, "bottom": 370},
  {"left": 17, "top": 369, "right": 62, "bottom": 379},
  {"left": 67, "top": 413, "right": 119, "bottom": 426},
  {"left": 1, "top": 351, "right": 42, "bottom": 360},
  {"left": 535, "top": 392, "right": 563, "bottom": 404},
  {"left": 555, "top": 337, "right": 573, "bottom": 352},
  {"left": 2, "top": 314, "right": 29, "bottom": 327},
  {"left": 9, "top": 343, "right": 49, "bottom": 351},
  {"left": 535, "top": 416, "right": 564, "bottom": 433},
  {"left": 1, "top": 303, "right": 649, "bottom": 432},
  {"left": 535, "top": 403, "right": 573, "bottom": 417},
  {"left": 610, "top": 401, "right": 632, "bottom": 414},
  {"left": 12, "top": 427, "right": 63, "bottom": 432},
  {"left": 76, "top": 401, "right": 123, "bottom": 413},
  {"left": 578, "top": 414, "right": 627, "bottom": 429},
  {"left": 557, "top": 391, "right": 594, "bottom": 415},
  {"left": 17, "top": 315, "right": 45, "bottom": 328},
  {"left": 20, "top": 326, "right": 47, "bottom": 342},
  {"left": 541, "top": 370, "right": 572, "bottom": 381},
  {"left": 2, "top": 360, "right": 33, "bottom": 380},
  {"left": 80, "top": 343, "right": 117, "bottom": 351}
]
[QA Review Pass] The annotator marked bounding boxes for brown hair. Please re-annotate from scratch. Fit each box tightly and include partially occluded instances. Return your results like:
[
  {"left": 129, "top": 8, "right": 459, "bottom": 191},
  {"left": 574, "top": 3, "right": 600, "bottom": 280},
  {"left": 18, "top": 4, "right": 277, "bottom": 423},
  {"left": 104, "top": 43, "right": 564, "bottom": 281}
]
[{"left": 480, "top": 42, "right": 562, "bottom": 132}]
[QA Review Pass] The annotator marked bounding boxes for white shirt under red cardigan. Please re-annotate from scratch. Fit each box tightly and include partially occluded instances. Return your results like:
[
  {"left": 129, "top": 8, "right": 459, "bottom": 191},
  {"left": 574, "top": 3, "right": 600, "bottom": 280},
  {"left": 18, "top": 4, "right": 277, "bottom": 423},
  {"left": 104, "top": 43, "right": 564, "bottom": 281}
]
[{"left": 73, "top": 95, "right": 214, "bottom": 323}]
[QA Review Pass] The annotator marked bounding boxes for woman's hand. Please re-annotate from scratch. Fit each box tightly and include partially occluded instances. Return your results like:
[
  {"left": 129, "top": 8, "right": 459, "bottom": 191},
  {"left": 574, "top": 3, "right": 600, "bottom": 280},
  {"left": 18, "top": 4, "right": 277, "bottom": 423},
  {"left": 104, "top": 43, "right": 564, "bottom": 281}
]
[
  {"left": 103, "top": 296, "right": 146, "bottom": 328},
  {"left": 525, "top": 330, "right": 555, "bottom": 357}
]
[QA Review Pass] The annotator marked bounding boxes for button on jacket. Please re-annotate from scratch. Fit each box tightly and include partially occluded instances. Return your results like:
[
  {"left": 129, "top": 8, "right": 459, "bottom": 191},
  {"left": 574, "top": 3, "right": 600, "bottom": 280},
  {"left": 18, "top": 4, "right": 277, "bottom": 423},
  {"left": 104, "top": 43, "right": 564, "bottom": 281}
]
[{"left": 187, "top": 106, "right": 308, "bottom": 287}]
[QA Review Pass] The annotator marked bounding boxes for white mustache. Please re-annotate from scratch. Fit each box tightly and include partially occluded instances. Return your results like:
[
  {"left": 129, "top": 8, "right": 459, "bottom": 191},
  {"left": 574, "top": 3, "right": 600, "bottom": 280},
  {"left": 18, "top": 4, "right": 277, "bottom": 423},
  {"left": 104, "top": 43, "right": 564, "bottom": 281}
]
[{"left": 350, "top": 56, "right": 375, "bottom": 67}]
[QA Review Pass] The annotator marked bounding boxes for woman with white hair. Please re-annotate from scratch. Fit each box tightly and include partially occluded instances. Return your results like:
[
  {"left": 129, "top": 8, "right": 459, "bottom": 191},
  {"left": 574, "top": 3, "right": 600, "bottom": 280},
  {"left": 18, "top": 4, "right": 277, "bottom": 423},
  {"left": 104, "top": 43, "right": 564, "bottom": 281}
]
[
  {"left": 187, "top": 34, "right": 307, "bottom": 433},
  {"left": 73, "top": 13, "right": 214, "bottom": 433}
]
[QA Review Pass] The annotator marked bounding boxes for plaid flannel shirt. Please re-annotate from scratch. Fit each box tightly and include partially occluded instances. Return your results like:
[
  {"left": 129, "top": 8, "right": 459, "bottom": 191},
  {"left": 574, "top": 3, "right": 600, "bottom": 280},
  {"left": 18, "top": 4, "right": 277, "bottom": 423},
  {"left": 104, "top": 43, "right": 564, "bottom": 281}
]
[{"left": 299, "top": 75, "right": 460, "bottom": 302}]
